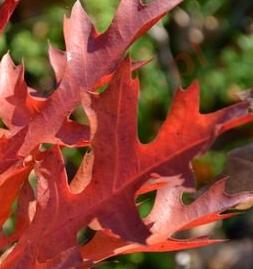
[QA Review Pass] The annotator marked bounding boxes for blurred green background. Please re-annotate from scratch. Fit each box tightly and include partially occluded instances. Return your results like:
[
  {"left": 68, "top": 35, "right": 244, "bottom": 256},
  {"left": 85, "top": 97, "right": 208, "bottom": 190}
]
[{"left": 2, "top": 0, "right": 253, "bottom": 268}]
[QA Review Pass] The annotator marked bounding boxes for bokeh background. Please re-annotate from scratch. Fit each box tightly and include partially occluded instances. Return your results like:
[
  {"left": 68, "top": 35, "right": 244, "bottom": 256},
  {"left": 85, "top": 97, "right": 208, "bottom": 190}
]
[{"left": 2, "top": 0, "right": 253, "bottom": 268}]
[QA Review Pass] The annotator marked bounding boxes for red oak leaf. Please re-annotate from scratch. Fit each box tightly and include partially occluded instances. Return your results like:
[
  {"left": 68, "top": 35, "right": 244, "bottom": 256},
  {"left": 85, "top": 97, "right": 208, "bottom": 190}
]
[
  {"left": 80, "top": 178, "right": 253, "bottom": 266},
  {"left": 3, "top": 58, "right": 250, "bottom": 266},
  {"left": 15, "top": 0, "right": 183, "bottom": 156},
  {"left": 0, "top": 0, "right": 19, "bottom": 34},
  {"left": 77, "top": 58, "right": 252, "bottom": 244},
  {"left": 1, "top": 1, "right": 253, "bottom": 269},
  {"left": 0, "top": 147, "right": 83, "bottom": 268},
  {"left": 0, "top": 165, "right": 32, "bottom": 228},
  {"left": 81, "top": 230, "right": 222, "bottom": 267},
  {"left": 0, "top": 54, "right": 89, "bottom": 148},
  {"left": 0, "top": 181, "right": 35, "bottom": 249}
]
